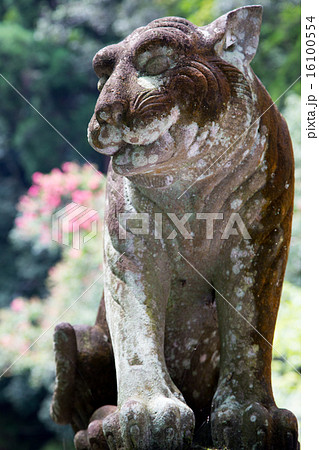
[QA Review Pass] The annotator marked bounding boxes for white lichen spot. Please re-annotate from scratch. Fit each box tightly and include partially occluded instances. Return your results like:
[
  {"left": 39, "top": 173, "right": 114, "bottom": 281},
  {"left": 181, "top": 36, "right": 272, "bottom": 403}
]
[
  {"left": 186, "top": 338, "right": 198, "bottom": 350},
  {"left": 230, "top": 333, "right": 237, "bottom": 345},
  {"left": 199, "top": 28, "right": 211, "bottom": 39},
  {"left": 246, "top": 45, "right": 256, "bottom": 56},
  {"left": 250, "top": 414, "right": 257, "bottom": 423},
  {"left": 247, "top": 344, "right": 259, "bottom": 358},
  {"left": 196, "top": 159, "right": 206, "bottom": 168},
  {"left": 188, "top": 144, "right": 199, "bottom": 157},
  {"left": 187, "top": 129, "right": 209, "bottom": 158},
  {"left": 239, "top": 8, "right": 248, "bottom": 19},
  {"left": 122, "top": 106, "right": 180, "bottom": 146},
  {"left": 231, "top": 199, "right": 242, "bottom": 210},
  {"left": 98, "top": 123, "right": 122, "bottom": 147},
  {"left": 137, "top": 76, "right": 162, "bottom": 90},
  {"left": 236, "top": 288, "right": 245, "bottom": 298},
  {"left": 200, "top": 354, "right": 207, "bottom": 363},
  {"left": 132, "top": 150, "right": 148, "bottom": 168},
  {"left": 182, "top": 359, "right": 191, "bottom": 369},
  {"left": 148, "top": 154, "right": 159, "bottom": 164},
  {"left": 232, "top": 265, "right": 241, "bottom": 275},
  {"left": 114, "top": 147, "right": 131, "bottom": 165},
  {"left": 244, "top": 276, "right": 253, "bottom": 286}
]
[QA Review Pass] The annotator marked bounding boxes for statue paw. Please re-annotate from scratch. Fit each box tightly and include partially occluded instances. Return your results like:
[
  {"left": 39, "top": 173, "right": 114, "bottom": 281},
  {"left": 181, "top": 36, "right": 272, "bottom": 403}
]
[
  {"left": 102, "top": 396, "right": 195, "bottom": 449},
  {"left": 50, "top": 322, "right": 77, "bottom": 425},
  {"left": 211, "top": 400, "right": 299, "bottom": 450},
  {"left": 268, "top": 405, "right": 300, "bottom": 450},
  {"left": 74, "top": 405, "right": 117, "bottom": 450},
  {"left": 51, "top": 321, "right": 116, "bottom": 432}
]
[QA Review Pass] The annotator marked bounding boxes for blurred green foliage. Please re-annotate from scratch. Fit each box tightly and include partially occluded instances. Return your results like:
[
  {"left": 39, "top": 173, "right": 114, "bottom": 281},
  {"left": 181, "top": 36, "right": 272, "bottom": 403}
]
[
  {"left": 273, "top": 281, "right": 301, "bottom": 426},
  {"left": 0, "top": 0, "right": 300, "bottom": 448}
]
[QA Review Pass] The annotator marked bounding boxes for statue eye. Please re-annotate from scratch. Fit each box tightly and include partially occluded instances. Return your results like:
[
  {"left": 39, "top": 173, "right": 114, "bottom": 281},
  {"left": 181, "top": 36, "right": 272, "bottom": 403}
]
[
  {"left": 144, "top": 55, "right": 172, "bottom": 76},
  {"left": 97, "top": 75, "right": 109, "bottom": 92}
]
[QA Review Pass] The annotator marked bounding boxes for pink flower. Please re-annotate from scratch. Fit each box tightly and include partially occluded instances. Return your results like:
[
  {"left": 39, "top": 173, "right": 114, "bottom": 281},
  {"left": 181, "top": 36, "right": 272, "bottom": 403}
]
[
  {"left": 32, "top": 172, "right": 43, "bottom": 184},
  {"left": 15, "top": 216, "right": 25, "bottom": 229},
  {"left": 48, "top": 266, "right": 57, "bottom": 277},
  {"left": 62, "top": 161, "right": 77, "bottom": 173},
  {"left": 69, "top": 248, "right": 82, "bottom": 259},
  {"left": 88, "top": 174, "right": 103, "bottom": 190},
  {"left": 15, "top": 213, "right": 35, "bottom": 230},
  {"left": 0, "top": 335, "right": 12, "bottom": 347},
  {"left": 80, "top": 212, "right": 99, "bottom": 230},
  {"left": 47, "top": 194, "right": 61, "bottom": 209},
  {"left": 19, "top": 195, "right": 33, "bottom": 209},
  {"left": 65, "top": 174, "right": 79, "bottom": 191},
  {"left": 40, "top": 233, "right": 51, "bottom": 245},
  {"left": 28, "top": 185, "right": 40, "bottom": 197},
  {"left": 40, "top": 169, "right": 63, "bottom": 191},
  {"left": 72, "top": 190, "right": 92, "bottom": 204},
  {"left": 40, "top": 175, "right": 55, "bottom": 190},
  {"left": 13, "top": 162, "right": 106, "bottom": 248},
  {"left": 18, "top": 342, "right": 29, "bottom": 353},
  {"left": 11, "top": 298, "right": 25, "bottom": 312}
]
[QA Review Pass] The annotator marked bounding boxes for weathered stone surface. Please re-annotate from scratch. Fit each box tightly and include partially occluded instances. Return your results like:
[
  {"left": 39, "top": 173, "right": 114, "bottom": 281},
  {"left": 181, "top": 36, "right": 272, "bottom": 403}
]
[
  {"left": 51, "top": 5, "right": 299, "bottom": 449},
  {"left": 51, "top": 296, "right": 117, "bottom": 433}
]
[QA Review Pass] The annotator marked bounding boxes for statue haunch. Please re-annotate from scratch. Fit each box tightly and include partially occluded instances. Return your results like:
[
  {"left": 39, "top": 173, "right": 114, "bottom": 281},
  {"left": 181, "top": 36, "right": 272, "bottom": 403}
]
[{"left": 51, "top": 6, "right": 299, "bottom": 449}]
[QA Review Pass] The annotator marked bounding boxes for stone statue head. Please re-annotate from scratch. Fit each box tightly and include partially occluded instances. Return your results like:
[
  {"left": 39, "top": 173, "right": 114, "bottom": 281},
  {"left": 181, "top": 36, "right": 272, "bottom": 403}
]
[{"left": 88, "top": 6, "right": 262, "bottom": 180}]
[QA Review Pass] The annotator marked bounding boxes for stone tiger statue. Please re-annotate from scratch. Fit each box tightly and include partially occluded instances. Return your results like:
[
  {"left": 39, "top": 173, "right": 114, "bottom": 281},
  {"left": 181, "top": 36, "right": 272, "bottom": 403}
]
[{"left": 51, "top": 6, "right": 299, "bottom": 449}]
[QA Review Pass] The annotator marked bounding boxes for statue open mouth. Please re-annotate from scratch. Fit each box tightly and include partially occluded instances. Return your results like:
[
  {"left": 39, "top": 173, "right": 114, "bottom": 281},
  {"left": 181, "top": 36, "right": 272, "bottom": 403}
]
[
  {"left": 111, "top": 131, "right": 176, "bottom": 173},
  {"left": 88, "top": 106, "right": 180, "bottom": 163}
]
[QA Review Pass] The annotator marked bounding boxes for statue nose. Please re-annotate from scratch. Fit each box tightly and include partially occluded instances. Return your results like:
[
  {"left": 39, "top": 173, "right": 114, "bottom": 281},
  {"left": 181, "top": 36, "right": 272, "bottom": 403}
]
[{"left": 96, "top": 101, "right": 125, "bottom": 126}]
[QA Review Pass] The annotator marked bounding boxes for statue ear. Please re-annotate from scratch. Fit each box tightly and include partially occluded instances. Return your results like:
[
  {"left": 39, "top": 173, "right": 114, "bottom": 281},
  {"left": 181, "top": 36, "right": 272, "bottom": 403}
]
[{"left": 202, "top": 6, "right": 262, "bottom": 71}]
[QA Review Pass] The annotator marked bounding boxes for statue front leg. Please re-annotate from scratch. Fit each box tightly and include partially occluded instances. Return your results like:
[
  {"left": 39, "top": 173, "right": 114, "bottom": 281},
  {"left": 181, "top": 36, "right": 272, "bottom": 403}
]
[
  {"left": 211, "top": 232, "right": 298, "bottom": 450},
  {"left": 101, "top": 250, "right": 195, "bottom": 450}
]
